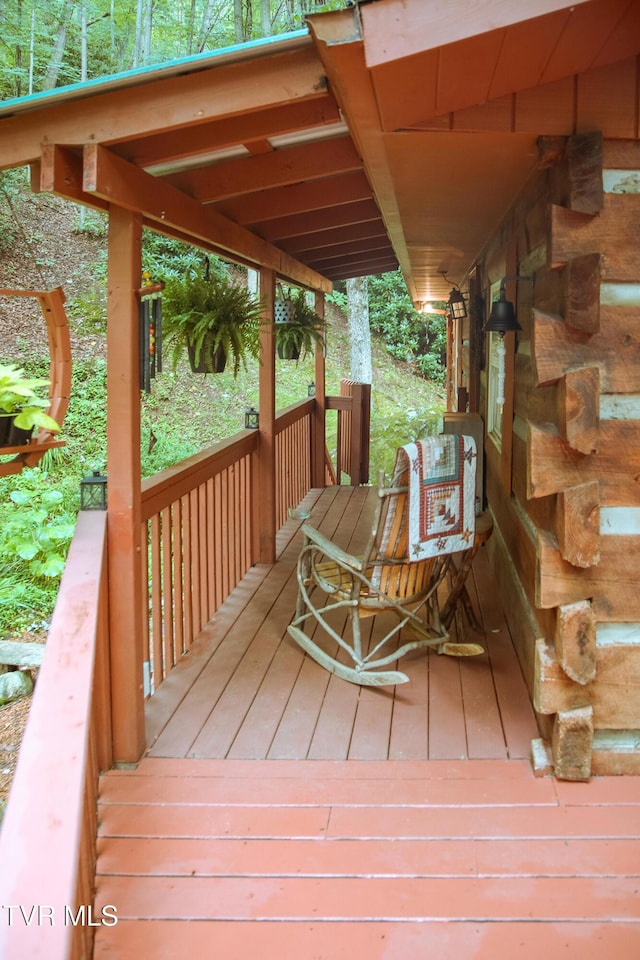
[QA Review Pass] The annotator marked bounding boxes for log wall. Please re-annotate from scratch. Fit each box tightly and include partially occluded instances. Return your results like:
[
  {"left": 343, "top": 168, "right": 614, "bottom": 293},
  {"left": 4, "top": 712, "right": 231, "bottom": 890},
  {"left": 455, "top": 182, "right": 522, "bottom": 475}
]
[{"left": 473, "top": 129, "right": 640, "bottom": 779}]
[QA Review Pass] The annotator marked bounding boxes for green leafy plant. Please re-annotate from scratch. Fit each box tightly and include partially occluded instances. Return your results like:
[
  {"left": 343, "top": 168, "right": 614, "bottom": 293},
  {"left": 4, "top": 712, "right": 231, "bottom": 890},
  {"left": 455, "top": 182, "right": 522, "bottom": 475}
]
[
  {"left": 275, "top": 287, "right": 325, "bottom": 361},
  {"left": 0, "top": 468, "right": 75, "bottom": 633},
  {"left": 0, "top": 363, "right": 60, "bottom": 442},
  {"left": 163, "top": 268, "right": 264, "bottom": 377}
]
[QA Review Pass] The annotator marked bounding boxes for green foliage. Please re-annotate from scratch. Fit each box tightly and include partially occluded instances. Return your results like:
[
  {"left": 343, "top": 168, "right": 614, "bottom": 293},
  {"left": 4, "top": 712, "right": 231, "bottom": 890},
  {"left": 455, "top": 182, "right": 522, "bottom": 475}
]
[
  {"left": 0, "top": 468, "right": 75, "bottom": 633},
  {"left": 0, "top": 363, "right": 60, "bottom": 433},
  {"left": 368, "top": 270, "right": 447, "bottom": 384},
  {"left": 369, "top": 406, "right": 443, "bottom": 480},
  {"left": 275, "top": 287, "right": 325, "bottom": 361},
  {"left": 163, "top": 267, "right": 263, "bottom": 377}
]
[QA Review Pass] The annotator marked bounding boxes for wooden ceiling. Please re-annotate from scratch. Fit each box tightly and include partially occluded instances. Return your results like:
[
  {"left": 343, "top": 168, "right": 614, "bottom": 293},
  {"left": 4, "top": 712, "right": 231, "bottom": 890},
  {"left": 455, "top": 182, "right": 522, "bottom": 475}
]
[{"left": 0, "top": 0, "right": 639, "bottom": 300}]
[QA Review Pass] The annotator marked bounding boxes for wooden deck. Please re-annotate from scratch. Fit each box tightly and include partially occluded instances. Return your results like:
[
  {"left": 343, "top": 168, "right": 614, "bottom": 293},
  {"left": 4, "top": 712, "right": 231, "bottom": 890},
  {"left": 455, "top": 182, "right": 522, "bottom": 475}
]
[
  {"left": 142, "top": 484, "right": 538, "bottom": 762},
  {"left": 93, "top": 486, "right": 640, "bottom": 957}
]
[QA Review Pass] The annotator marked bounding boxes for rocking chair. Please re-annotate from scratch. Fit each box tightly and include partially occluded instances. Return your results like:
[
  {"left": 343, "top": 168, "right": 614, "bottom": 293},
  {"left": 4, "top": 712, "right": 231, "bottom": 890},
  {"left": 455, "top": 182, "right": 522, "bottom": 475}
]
[{"left": 287, "top": 434, "right": 481, "bottom": 686}]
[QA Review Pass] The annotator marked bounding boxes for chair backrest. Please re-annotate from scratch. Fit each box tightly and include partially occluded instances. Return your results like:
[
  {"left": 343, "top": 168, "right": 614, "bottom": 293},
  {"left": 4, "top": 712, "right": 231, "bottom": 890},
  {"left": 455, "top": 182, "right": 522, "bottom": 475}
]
[{"left": 365, "top": 435, "right": 476, "bottom": 601}]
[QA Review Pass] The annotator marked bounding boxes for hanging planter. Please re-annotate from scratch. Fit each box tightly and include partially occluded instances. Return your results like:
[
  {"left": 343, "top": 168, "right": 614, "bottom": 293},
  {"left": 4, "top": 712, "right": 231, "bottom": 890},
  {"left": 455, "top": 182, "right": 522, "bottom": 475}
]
[
  {"left": 275, "top": 287, "right": 325, "bottom": 362},
  {"left": 163, "top": 265, "right": 263, "bottom": 377}
]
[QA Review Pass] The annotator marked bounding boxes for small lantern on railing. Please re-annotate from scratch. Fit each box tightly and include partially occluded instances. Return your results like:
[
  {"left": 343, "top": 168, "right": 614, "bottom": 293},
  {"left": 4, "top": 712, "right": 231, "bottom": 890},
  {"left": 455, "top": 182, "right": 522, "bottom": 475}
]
[
  {"left": 244, "top": 406, "right": 259, "bottom": 430},
  {"left": 80, "top": 469, "right": 107, "bottom": 510},
  {"left": 307, "top": 382, "right": 316, "bottom": 397}
]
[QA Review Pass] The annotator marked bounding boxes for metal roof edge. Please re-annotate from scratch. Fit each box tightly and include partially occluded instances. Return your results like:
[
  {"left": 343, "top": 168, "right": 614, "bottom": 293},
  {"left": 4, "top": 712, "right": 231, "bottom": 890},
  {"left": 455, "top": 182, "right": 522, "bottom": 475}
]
[{"left": 0, "top": 29, "right": 312, "bottom": 119}]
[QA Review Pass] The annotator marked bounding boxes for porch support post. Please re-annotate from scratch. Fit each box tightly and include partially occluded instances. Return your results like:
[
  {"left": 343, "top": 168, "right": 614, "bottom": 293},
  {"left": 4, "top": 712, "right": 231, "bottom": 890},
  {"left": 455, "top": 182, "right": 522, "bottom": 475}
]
[
  {"left": 312, "top": 290, "right": 327, "bottom": 487},
  {"left": 106, "top": 205, "right": 146, "bottom": 762},
  {"left": 257, "top": 266, "right": 277, "bottom": 564}
]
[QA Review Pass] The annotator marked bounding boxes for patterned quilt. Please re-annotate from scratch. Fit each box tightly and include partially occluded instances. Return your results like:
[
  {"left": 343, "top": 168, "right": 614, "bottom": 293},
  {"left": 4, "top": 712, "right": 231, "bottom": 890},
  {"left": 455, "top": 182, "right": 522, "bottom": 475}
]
[{"left": 394, "top": 434, "right": 476, "bottom": 560}]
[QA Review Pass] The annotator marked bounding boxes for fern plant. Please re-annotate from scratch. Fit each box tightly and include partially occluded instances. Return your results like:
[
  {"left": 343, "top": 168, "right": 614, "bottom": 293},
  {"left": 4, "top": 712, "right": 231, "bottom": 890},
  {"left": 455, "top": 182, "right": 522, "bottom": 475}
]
[
  {"left": 275, "top": 288, "right": 325, "bottom": 361},
  {"left": 163, "top": 270, "right": 264, "bottom": 377}
]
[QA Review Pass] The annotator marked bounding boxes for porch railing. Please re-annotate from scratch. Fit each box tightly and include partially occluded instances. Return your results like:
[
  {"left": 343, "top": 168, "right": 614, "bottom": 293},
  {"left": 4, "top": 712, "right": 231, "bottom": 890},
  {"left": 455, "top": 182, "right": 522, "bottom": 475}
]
[
  {"left": 140, "top": 430, "right": 259, "bottom": 696},
  {"left": 0, "top": 511, "right": 112, "bottom": 960},
  {"left": 274, "top": 398, "right": 314, "bottom": 529},
  {"left": 141, "top": 397, "right": 317, "bottom": 696}
]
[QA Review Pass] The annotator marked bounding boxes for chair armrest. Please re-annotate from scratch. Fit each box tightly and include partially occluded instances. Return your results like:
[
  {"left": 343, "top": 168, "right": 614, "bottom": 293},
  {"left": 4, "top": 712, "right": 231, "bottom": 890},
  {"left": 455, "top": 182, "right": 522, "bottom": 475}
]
[{"left": 301, "top": 522, "right": 364, "bottom": 572}]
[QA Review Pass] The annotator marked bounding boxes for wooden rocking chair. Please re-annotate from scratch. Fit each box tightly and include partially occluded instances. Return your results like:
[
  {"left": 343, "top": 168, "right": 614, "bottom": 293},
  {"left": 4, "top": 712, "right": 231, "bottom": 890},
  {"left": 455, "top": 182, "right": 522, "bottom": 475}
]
[{"left": 288, "top": 434, "right": 481, "bottom": 686}]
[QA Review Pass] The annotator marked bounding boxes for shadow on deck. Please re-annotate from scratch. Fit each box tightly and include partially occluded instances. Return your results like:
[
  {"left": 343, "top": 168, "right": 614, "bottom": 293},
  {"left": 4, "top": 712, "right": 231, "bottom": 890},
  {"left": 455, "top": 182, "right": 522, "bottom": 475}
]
[{"left": 93, "top": 487, "right": 640, "bottom": 958}]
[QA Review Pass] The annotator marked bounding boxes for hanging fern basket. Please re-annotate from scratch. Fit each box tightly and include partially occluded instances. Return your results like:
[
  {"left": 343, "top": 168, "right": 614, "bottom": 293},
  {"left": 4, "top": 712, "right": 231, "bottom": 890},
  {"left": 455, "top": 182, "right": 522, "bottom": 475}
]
[{"left": 187, "top": 336, "right": 227, "bottom": 374}]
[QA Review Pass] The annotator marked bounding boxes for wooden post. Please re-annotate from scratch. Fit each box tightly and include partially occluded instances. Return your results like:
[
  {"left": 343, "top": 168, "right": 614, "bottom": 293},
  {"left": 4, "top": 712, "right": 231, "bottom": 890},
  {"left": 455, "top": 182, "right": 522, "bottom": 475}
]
[
  {"left": 311, "top": 290, "right": 326, "bottom": 488},
  {"left": 106, "top": 206, "right": 146, "bottom": 762},
  {"left": 258, "top": 267, "right": 276, "bottom": 564}
]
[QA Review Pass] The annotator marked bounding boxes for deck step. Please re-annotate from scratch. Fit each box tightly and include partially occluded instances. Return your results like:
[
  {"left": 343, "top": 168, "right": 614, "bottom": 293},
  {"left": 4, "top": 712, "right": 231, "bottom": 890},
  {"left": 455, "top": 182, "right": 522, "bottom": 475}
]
[{"left": 94, "top": 759, "right": 640, "bottom": 958}]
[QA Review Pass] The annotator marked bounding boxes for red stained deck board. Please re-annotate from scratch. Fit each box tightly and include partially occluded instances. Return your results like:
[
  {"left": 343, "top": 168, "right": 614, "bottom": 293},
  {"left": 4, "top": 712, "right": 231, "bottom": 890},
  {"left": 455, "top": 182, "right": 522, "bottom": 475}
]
[
  {"left": 98, "top": 772, "right": 558, "bottom": 807},
  {"left": 93, "top": 920, "right": 640, "bottom": 960},
  {"left": 93, "top": 873, "right": 640, "bottom": 921},
  {"left": 129, "top": 756, "right": 537, "bottom": 780},
  {"left": 96, "top": 835, "right": 640, "bottom": 879}
]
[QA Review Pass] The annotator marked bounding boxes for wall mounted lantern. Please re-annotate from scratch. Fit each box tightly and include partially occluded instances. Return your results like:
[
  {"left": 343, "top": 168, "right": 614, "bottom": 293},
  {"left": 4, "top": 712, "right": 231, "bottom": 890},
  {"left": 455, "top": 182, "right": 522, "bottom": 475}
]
[
  {"left": 80, "top": 469, "right": 107, "bottom": 510},
  {"left": 448, "top": 287, "right": 467, "bottom": 321},
  {"left": 307, "top": 382, "right": 316, "bottom": 397},
  {"left": 244, "top": 406, "right": 259, "bottom": 430}
]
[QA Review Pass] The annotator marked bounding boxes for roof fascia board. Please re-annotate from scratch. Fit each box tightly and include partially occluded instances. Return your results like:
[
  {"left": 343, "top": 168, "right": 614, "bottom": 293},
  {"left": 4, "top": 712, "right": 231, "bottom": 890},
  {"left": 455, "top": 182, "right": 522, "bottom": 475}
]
[
  {"left": 0, "top": 45, "right": 326, "bottom": 172},
  {"left": 359, "top": 0, "right": 595, "bottom": 67},
  {"left": 307, "top": 11, "right": 415, "bottom": 297},
  {"left": 0, "top": 31, "right": 311, "bottom": 118}
]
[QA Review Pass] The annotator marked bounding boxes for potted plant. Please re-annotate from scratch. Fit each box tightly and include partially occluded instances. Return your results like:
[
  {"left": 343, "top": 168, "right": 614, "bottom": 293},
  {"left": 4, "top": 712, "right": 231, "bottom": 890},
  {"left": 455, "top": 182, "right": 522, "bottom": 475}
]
[
  {"left": 163, "top": 267, "right": 264, "bottom": 377},
  {"left": 0, "top": 364, "right": 60, "bottom": 447},
  {"left": 275, "top": 287, "right": 325, "bottom": 362}
]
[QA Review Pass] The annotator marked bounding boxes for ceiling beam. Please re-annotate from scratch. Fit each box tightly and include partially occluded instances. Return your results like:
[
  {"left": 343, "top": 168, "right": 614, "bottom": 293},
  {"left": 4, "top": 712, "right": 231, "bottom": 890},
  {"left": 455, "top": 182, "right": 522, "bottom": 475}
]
[
  {"left": 0, "top": 45, "right": 327, "bottom": 170},
  {"left": 279, "top": 220, "right": 389, "bottom": 255},
  {"left": 257, "top": 198, "right": 381, "bottom": 242},
  {"left": 117, "top": 96, "right": 341, "bottom": 168},
  {"left": 165, "top": 136, "right": 362, "bottom": 202},
  {"left": 300, "top": 235, "right": 394, "bottom": 262},
  {"left": 75, "top": 143, "right": 331, "bottom": 291},
  {"left": 217, "top": 171, "right": 372, "bottom": 225}
]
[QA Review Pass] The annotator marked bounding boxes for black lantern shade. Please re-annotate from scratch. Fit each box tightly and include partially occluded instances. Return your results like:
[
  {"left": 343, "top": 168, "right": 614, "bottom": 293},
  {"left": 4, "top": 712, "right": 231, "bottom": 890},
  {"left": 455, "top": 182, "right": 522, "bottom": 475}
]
[
  {"left": 245, "top": 406, "right": 259, "bottom": 429},
  {"left": 448, "top": 287, "right": 467, "bottom": 320},
  {"left": 80, "top": 469, "right": 107, "bottom": 510}
]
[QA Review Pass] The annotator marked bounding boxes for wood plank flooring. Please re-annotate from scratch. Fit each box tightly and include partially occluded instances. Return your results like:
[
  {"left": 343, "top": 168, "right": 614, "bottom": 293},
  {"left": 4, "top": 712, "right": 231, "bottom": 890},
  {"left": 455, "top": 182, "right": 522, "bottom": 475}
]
[
  {"left": 94, "top": 499, "right": 640, "bottom": 957},
  {"left": 144, "top": 485, "right": 539, "bottom": 762},
  {"left": 94, "top": 757, "right": 640, "bottom": 958}
]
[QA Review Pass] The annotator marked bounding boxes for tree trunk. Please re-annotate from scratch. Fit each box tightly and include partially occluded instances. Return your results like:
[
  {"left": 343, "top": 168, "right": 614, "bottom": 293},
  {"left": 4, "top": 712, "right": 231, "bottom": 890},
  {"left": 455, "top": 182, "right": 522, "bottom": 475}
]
[
  {"left": 42, "top": 0, "right": 77, "bottom": 91},
  {"left": 260, "top": 0, "right": 271, "bottom": 37},
  {"left": 346, "top": 276, "right": 373, "bottom": 384}
]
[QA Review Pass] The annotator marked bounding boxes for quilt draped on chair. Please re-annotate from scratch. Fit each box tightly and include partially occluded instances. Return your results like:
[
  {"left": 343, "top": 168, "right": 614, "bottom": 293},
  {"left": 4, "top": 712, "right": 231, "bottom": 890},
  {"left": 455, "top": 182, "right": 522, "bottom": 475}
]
[{"left": 394, "top": 434, "right": 476, "bottom": 561}]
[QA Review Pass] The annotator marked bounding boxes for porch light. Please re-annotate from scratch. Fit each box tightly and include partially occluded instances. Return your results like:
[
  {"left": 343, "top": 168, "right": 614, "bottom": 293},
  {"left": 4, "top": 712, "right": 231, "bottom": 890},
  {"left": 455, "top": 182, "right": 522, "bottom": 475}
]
[
  {"left": 448, "top": 287, "right": 467, "bottom": 320},
  {"left": 245, "top": 406, "right": 259, "bottom": 429},
  {"left": 80, "top": 469, "right": 107, "bottom": 510},
  {"left": 307, "top": 382, "right": 316, "bottom": 397}
]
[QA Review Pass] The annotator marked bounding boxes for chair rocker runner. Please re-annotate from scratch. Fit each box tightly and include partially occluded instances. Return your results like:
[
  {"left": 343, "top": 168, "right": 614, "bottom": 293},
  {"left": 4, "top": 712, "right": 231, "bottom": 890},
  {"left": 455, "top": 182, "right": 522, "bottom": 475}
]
[{"left": 288, "top": 434, "right": 482, "bottom": 686}]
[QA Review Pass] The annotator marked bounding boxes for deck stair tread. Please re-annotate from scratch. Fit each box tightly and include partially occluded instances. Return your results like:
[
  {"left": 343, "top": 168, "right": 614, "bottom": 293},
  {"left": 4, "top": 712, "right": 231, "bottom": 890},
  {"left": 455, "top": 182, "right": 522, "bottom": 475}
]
[{"left": 94, "top": 757, "right": 640, "bottom": 958}]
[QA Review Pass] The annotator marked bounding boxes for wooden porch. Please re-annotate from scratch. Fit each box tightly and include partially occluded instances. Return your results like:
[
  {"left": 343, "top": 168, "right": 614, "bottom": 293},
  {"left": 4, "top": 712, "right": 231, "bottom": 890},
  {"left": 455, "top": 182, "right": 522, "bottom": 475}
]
[
  {"left": 142, "top": 484, "right": 538, "bottom": 763},
  {"left": 92, "top": 486, "right": 640, "bottom": 957}
]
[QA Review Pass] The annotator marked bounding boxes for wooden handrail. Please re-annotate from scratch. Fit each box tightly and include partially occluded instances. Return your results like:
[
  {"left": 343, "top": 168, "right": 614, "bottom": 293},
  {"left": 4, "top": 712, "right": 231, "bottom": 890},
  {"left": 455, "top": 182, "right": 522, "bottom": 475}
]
[
  {"left": 141, "top": 429, "right": 258, "bottom": 521},
  {"left": 0, "top": 512, "right": 111, "bottom": 960},
  {"left": 274, "top": 397, "right": 314, "bottom": 434}
]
